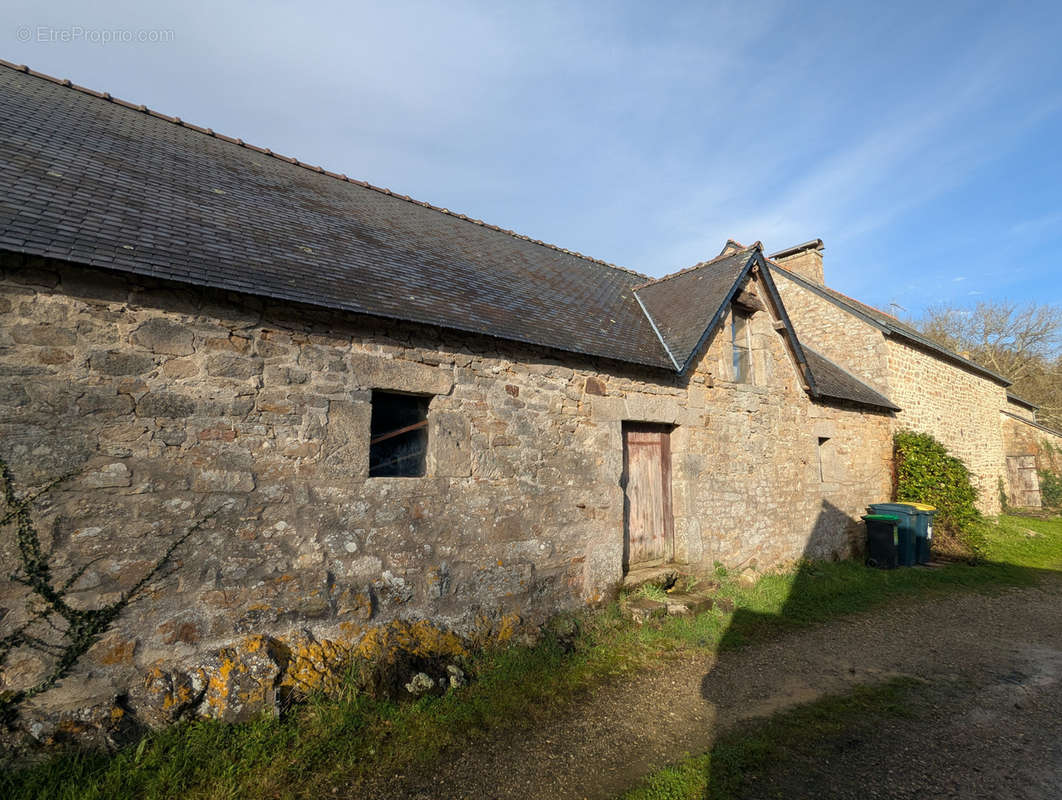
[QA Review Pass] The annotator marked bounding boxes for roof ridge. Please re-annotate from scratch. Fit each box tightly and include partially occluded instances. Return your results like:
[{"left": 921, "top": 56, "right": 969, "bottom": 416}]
[
  {"left": 767, "top": 259, "right": 1011, "bottom": 386},
  {"left": 768, "top": 258, "right": 898, "bottom": 319},
  {"left": 632, "top": 244, "right": 758, "bottom": 292},
  {"left": 0, "top": 59, "right": 650, "bottom": 282}
]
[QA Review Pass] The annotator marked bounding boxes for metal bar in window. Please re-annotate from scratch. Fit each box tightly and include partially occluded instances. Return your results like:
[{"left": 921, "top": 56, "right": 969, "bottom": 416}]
[{"left": 370, "top": 419, "right": 428, "bottom": 446}]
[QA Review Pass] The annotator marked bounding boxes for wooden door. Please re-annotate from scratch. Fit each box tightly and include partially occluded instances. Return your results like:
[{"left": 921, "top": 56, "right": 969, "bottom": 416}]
[
  {"left": 622, "top": 424, "right": 674, "bottom": 570},
  {"left": 1007, "top": 455, "right": 1042, "bottom": 508}
]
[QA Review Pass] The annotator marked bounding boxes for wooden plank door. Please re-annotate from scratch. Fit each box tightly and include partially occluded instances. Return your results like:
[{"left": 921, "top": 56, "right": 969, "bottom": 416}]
[
  {"left": 622, "top": 424, "right": 674, "bottom": 570},
  {"left": 1007, "top": 455, "right": 1042, "bottom": 508}
]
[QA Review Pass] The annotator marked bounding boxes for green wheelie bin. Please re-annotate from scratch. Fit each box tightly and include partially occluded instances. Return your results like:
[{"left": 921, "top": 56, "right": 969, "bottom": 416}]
[
  {"left": 862, "top": 514, "right": 900, "bottom": 569},
  {"left": 867, "top": 503, "right": 919, "bottom": 566}
]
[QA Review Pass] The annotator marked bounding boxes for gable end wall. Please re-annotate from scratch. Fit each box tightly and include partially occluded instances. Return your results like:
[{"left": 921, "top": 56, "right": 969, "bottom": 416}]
[{"left": 770, "top": 271, "right": 891, "bottom": 397}]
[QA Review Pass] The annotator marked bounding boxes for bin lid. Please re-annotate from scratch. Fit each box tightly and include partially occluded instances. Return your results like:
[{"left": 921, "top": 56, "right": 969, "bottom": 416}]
[
  {"left": 863, "top": 514, "right": 899, "bottom": 522},
  {"left": 867, "top": 503, "right": 917, "bottom": 515},
  {"left": 907, "top": 502, "right": 936, "bottom": 511}
]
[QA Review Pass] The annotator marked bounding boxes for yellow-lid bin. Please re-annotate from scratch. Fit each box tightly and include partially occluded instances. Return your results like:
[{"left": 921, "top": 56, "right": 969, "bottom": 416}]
[{"left": 908, "top": 502, "right": 936, "bottom": 511}]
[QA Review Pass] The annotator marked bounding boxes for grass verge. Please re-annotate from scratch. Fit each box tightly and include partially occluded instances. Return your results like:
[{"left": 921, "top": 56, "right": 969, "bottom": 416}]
[{"left": 4, "top": 515, "right": 1060, "bottom": 799}]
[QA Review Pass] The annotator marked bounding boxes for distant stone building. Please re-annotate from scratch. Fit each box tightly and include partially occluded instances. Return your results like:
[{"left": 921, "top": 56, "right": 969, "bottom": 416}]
[
  {"left": 0, "top": 61, "right": 1055, "bottom": 738},
  {"left": 770, "top": 240, "right": 1062, "bottom": 514}
]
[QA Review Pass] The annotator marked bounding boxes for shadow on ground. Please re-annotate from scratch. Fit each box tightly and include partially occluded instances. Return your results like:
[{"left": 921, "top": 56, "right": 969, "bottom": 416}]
[
  {"left": 692, "top": 499, "right": 896, "bottom": 797},
  {"left": 708, "top": 499, "right": 857, "bottom": 656},
  {"left": 682, "top": 501, "right": 1060, "bottom": 799}
]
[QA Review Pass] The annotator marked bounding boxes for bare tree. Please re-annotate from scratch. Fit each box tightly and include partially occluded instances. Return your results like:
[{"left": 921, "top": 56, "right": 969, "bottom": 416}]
[{"left": 911, "top": 301, "right": 1062, "bottom": 428}]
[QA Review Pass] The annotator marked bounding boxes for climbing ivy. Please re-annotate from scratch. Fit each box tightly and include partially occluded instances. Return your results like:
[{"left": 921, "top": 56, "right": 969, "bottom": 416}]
[
  {"left": 0, "top": 458, "right": 218, "bottom": 727},
  {"left": 893, "top": 430, "right": 985, "bottom": 557},
  {"left": 998, "top": 477, "right": 1010, "bottom": 514},
  {"left": 1039, "top": 469, "right": 1062, "bottom": 508}
]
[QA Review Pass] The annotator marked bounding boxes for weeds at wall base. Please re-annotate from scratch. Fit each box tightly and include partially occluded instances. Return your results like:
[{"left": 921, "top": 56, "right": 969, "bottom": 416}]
[{"left": 3, "top": 515, "right": 1060, "bottom": 800}]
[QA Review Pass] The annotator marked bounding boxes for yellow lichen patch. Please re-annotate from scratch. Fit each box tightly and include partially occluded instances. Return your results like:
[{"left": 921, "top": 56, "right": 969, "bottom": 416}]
[
  {"left": 469, "top": 612, "right": 529, "bottom": 649},
  {"left": 275, "top": 633, "right": 353, "bottom": 699},
  {"left": 244, "top": 634, "right": 270, "bottom": 654},
  {"left": 338, "top": 620, "right": 366, "bottom": 637},
  {"left": 204, "top": 654, "right": 238, "bottom": 711},
  {"left": 494, "top": 613, "right": 521, "bottom": 644},
  {"left": 354, "top": 619, "right": 468, "bottom": 665}
]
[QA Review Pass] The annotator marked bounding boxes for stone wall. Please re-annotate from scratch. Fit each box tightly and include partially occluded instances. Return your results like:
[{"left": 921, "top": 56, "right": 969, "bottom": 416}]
[
  {"left": 885, "top": 339, "right": 1007, "bottom": 515},
  {"left": 0, "top": 254, "right": 892, "bottom": 738},
  {"left": 1004, "top": 397, "right": 1037, "bottom": 422},
  {"left": 1002, "top": 412, "right": 1062, "bottom": 475},
  {"left": 773, "top": 266, "right": 1011, "bottom": 516},
  {"left": 673, "top": 276, "right": 893, "bottom": 568},
  {"left": 770, "top": 270, "right": 891, "bottom": 398}
]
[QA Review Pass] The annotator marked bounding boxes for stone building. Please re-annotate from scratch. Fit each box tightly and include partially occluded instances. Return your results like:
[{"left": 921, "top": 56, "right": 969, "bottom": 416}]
[
  {"left": 1000, "top": 393, "right": 1062, "bottom": 507},
  {"left": 0, "top": 63, "right": 900, "bottom": 732},
  {"left": 0, "top": 61, "right": 1051, "bottom": 736},
  {"left": 769, "top": 240, "right": 1062, "bottom": 514}
]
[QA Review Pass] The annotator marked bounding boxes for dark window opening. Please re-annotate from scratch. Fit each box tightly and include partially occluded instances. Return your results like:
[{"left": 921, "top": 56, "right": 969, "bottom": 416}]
[
  {"left": 818, "top": 436, "right": 831, "bottom": 482},
  {"left": 369, "top": 391, "right": 429, "bottom": 477},
  {"left": 731, "top": 308, "right": 752, "bottom": 383}
]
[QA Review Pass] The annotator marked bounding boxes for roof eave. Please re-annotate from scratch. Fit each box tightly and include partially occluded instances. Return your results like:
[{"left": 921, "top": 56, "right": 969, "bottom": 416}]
[
  {"left": 0, "top": 244, "right": 676, "bottom": 373},
  {"left": 813, "top": 390, "right": 901, "bottom": 412}
]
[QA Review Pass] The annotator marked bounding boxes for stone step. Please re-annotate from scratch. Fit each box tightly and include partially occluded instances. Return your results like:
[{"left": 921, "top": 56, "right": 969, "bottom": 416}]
[
  {"left": 621, "top": 565, "right": 681, "bottom": 592},
  {"left": 621, "top": 587, "right": 720, "bottom": 623}
]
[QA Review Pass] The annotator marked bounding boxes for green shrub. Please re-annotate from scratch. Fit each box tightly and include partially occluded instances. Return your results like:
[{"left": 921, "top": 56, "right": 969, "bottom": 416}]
[
  {"left": 893, "top": 430, "right": 984, "bottom": 558},
  {"left": 1039, "top": 469, "right": 1062, "bottom": 508}
]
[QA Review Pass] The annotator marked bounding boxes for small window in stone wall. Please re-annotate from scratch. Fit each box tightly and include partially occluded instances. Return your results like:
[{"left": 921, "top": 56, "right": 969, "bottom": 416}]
[
  {"left": 731, "top": 308, "right": 752, "bottom": 383},
  {"left": 817, "top": 436, "right": 832, "bottom": 482},
  {"left": 369, "top": 391, "right": 430, "bottom": 477}
]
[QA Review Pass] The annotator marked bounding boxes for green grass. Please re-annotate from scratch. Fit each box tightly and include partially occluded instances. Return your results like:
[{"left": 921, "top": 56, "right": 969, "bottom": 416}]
[
  {"left": 620, "top": 678, "right": 927, "bottom": 800},
  {"left": 620, "top": 513, "right": 1062, "bottom": 800},
  {"left": 631, "top": 583, "right": 672, "bottom": 603},
  {"left": 979, "top": 514, "right": 1062, "bottom": 569},
  {"left": 5, "top": 514, "right": 1061, "bottom": 800}
]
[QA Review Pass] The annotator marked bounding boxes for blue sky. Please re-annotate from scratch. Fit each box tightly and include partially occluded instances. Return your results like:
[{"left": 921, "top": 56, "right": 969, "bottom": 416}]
[{"left": 3, "top": 0, "right": 1061, "bottom": 317}]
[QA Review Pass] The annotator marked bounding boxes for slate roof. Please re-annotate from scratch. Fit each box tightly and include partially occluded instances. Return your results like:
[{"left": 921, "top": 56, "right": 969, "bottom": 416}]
[
  {"left": 633, "top": 249, "right": 754, "bottom": 370},
  {"left": 1001, "top": 409, "right": 1062, "bottom": 438},
  {"left": 1006, "top": 392, "right": 1038, "bottom": 411},
  {"left": 0, "top": 61, "right": 899, "bottom": 413},
  {"left": 0, "top": 62, "right": 670, "bottom": 370},
  {"left": 768, "top": 259, "right": 1011, "bottom": 387},
  {"left": 803, "top": 346, "right": 900, "bottom": 411}
]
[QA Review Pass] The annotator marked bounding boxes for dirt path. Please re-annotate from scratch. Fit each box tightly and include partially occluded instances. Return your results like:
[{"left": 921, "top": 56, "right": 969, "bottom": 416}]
[
  {"left": 361, "top": 574, "right": 1062, "bottom": 800},
  {"left": 729, "top": 661, "right": 1062, "bottom": 799}
]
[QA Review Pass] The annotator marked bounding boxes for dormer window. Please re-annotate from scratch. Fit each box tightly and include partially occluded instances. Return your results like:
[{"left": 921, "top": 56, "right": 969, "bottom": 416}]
[{"left": 731, "top": 307, "right": 752, "bottom": 383}]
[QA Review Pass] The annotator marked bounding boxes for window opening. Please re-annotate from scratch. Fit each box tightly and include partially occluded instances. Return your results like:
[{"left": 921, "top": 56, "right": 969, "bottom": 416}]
[
  {"left": 817, "top": 436, "right": 831, "bottom": 482},
  {"left": 369, "top": 391, "right": 429, "bottom": 477},
  {"left": 732, "top": 308, "right": 752, "bottom": 383}
]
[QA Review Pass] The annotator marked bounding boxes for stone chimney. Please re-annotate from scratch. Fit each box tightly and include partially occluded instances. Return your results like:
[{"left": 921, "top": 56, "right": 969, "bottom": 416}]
[{"left": 769, "top": 239, "right": 825, "bottom": 284}]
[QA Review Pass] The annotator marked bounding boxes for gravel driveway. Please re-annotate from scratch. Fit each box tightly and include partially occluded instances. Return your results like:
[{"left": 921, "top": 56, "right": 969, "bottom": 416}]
[{"left": 360, "top": 573, "right": 1062, "bottom": 800}]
